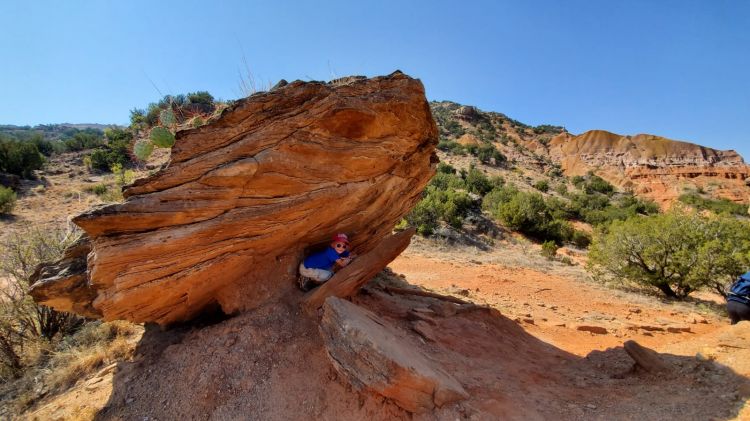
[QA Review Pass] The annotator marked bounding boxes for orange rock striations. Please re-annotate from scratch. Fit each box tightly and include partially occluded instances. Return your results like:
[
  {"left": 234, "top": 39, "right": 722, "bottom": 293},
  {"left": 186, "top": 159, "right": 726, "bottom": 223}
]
[
  {"left": 30, "top": 72, "right": 438, "bottom": 325},
  {"left": 548, "top": 130, "right": 750, "bottom": 205}
]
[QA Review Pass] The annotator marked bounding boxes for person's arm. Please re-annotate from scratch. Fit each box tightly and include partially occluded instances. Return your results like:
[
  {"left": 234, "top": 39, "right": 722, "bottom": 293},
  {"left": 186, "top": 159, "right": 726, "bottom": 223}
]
[{"left": 335, "top": 256, "right": 352, "bottom": 267}]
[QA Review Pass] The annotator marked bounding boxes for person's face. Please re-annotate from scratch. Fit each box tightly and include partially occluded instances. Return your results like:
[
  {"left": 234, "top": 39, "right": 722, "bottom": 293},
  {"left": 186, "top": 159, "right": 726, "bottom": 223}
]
[{"left": 332, "top": 242, "right": 348, "bottom": 254}]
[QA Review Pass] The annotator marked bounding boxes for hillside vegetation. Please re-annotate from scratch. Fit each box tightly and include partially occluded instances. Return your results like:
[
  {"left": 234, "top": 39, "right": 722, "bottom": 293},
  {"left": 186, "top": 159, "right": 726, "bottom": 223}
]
[{"left": 399, "top": 101, "right": 750, "bottom": 299}]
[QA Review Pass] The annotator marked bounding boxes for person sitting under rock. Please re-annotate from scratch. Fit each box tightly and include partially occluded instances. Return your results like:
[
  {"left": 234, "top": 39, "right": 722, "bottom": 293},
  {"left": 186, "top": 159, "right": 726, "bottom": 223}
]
[
  {"left": 298, "top": 233, "right": 355, "bottom": 291},
  {"left": 727, "top": 271, "right": 750, "bottom": 324}
]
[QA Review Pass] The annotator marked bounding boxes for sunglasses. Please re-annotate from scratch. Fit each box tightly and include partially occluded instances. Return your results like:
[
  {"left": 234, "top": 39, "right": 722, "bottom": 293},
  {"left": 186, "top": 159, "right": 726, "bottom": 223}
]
[{"left": 335, "top": 243, "right": 348, "bottom": 249}]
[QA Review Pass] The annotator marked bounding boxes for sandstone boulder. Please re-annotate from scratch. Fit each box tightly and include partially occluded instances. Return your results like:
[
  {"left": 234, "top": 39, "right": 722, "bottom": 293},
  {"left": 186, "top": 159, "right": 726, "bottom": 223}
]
[
  {"left": 30, "top": 72, "right": 438, "bottom": 325},
  {"left": 319, "top": 296, "right": 469, "bottom": 413}
]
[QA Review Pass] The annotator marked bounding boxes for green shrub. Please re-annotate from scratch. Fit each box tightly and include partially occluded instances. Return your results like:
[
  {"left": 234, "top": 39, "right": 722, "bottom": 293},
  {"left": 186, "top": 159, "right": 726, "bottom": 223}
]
[
  {"left": 492, "top": 191, "right": 545, "bottom": 230},
  {"left": 616, "top": 195, "right": 660, "bottom": 215},
  {"left": 0, "top": 186, "right": 17, "bottom": 214},
  {"left": 437, "top": 162, "right": 456, "bottom": 174},
  {"left": 89, "top": 184, "right": 108, "bottom": 196},
  {"left": 187, "top": 91, "right": 214, "bottom": 105},
  {"left": 62, "top": 132, "right": 104, "bottom": 151},
  {"left": 678, "top": 192, "right": 747, "bottom": 216},
  {"left": 571, "top": 230, "right": 591, "bottom": 248},
  {"left": 484, "top": 187, "right": 572, "bottom": 243},
  {"left": 569, "top": 192, "right": 659, "bottom": 225},
  {"left": 541, "top": 241, "right": 558, "bottom": 260},
  {"left": 443, "top": 120, "right": 465, "bottom": 137},
  {"left": 86, "top": 133, "right": 132, "bottom": 173},
  {"left": 547, "top": 167, "right": 564, "bottom": 178},
  {"left": 554, "top": 183, "right": 568, "bottom": 196},
  {"left": 546, "top": 196, "right": 576, "bottom": 220},
  {"left": 583, "top": 174, "right": 615, "bottom": 195},
  {"left": 464, "top": 166, "right": 492, "bottom": 196},
  {"left": 104, "top": 127, "right": 133, "bottom": 143},
  {"left": 406, "top": 186, "right": 474, "bottom": 235},
  {"left": 571, "top": 175, "right": 585, "bottom": 188},
  {"left": 129, "top": 108, "right": 147, "bottom": 129},
  {"left": 407, "top": 199, "right": 439, "bottom": 235},
  {"left": 476, "top": 144, "right": 506, "bottom": 166},
  {"left": 437, "top": 139, "right": 466, "bottom": 155},
  {"left": 533, "top": 124, "right": 565, "bottom": 134},
  {"left": 430, "top": 172, "right": 465, "bottom": 191},
  {"left": 588, "top": 209, "right": 750, "bottom": 298},
  {"left": 489, "top": 175, "right": 505, "bottom": 190},
  {"left": 88, "top": 149, "right": 111, "bottom": 172},
  {"left": 482, "top": 184, "right": 519, "bottom": 214},
  {"left": 30, "top": 134, "right": 54, "bottom": 156},
  {"left": 0, "top": 138, "right": 44, "bottom": 178},
  {"left": 533, "top": 180, "right": 549, "bottom": 192}
]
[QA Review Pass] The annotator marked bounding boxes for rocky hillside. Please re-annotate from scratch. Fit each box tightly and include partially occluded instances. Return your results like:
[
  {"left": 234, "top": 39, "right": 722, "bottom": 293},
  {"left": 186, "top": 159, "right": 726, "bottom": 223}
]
[{"left": 431, "top": 101, "right": 750, "bottom": 206}]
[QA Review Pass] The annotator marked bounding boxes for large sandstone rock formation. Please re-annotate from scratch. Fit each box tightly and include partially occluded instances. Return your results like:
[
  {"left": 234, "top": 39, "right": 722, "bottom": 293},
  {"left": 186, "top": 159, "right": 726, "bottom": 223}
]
[
  {"left": 548, "top": 130, "right": 750, "bottom": 205},
  {"left": 30, "top": 71, "right": 438, "bottom": 325}
]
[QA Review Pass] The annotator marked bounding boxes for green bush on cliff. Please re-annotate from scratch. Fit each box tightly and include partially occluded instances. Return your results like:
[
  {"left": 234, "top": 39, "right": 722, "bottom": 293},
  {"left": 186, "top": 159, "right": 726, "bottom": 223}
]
[
  {"left": 476, "top": 144, "right": 505, "bottom": 166},
  {"left": 678, "top": 192, "right": 748, "bottom": 217}
]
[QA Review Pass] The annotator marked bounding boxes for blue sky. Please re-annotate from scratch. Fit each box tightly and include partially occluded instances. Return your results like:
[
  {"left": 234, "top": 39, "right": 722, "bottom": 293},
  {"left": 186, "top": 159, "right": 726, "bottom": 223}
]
[{"left": 1, "top": 0, "right": 748, "bottom": 160}]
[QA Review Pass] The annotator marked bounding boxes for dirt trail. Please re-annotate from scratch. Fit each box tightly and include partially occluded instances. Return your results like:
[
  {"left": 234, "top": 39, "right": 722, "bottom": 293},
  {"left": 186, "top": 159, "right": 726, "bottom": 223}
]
[
  {"left": 390, "top": 241, "right": 722, "bottom": 358},
  {"left": 389, "top": 237, "right": 750, "bottom": 418}
]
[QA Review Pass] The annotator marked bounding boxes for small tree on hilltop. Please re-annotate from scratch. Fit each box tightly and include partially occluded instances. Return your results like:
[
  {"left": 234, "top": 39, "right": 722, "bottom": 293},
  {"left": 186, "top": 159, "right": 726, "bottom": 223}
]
[{"left": 588, "top": 208, "right": 750, "bottom": 298}]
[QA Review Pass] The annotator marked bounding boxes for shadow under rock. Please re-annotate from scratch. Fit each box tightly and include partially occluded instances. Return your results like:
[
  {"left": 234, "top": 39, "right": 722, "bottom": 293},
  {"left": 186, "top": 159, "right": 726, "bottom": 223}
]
[
  {"left": 360, "top": 272, "right": 750, "bottom": 420},
  {"left": 94, "top": 272, "right": 749, "bottom": 421}
]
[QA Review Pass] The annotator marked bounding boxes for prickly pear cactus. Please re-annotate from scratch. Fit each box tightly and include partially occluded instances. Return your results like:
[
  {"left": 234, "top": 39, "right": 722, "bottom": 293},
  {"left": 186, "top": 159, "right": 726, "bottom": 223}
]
[
  {"left": 134, "top": 140, "right": 155, "bottom": 161},
  {"left": 159, "top": 109, "right": 176, "bottom": 126},
  {"left": 150, "top": 127, "right": 175, "bottom": 148}
]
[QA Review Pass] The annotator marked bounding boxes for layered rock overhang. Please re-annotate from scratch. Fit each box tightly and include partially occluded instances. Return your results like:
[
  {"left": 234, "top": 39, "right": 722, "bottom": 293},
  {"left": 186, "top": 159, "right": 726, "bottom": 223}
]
[{"left": 30, "top": 72, "right": 438, "bottom": 325}]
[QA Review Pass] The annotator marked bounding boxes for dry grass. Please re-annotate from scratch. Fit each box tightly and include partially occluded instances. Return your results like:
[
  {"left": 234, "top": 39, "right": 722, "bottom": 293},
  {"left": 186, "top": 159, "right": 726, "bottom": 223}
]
[
  {"left": 67, "top": 405, "right": 99, "bottom": 421},
  {"left": 1, "top": 320, "right": 143, "bottom": 415}
]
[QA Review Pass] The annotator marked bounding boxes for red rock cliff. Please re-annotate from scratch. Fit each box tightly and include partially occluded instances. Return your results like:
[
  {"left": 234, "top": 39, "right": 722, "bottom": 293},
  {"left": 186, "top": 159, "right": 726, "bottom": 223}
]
[{"left": 548, "top": 130, "right": 750, "bottom": 205}]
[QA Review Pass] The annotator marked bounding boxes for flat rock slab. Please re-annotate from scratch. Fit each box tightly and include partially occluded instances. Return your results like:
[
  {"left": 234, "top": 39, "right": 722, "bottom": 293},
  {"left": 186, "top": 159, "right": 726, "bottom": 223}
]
[
  {"left": 575, "top": 324, "right": 609, "bottom": 335},
  {"left": 319, "top": 297, "right": 468, "bottom": 413}
]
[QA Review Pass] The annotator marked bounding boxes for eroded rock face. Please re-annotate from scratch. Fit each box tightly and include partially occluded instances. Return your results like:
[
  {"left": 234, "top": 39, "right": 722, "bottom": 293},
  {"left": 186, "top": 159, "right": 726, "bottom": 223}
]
[
  {"left": 28, "top": 237, "right": 100, "bottom": 319},
  {"left": 30, "top": 72, "right": 438, "bottom": 325},
  {"left": 319, "top": 297, "right": 469, "bottom": 413},
  {"left": 548, "top": 130, "right": 750, "bottom": 205}
]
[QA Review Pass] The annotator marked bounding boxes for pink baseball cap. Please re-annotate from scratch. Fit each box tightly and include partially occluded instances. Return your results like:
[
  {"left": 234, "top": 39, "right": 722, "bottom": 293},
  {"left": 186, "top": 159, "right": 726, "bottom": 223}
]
[{"left": 332, "top": 233, "right": 350, "bottom": 244}]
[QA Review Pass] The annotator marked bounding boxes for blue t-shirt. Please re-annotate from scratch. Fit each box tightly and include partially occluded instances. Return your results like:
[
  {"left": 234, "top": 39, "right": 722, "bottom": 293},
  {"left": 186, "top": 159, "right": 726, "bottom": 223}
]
[{"left": 304, "top": 246, "right": 350, "bottom": 271}]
